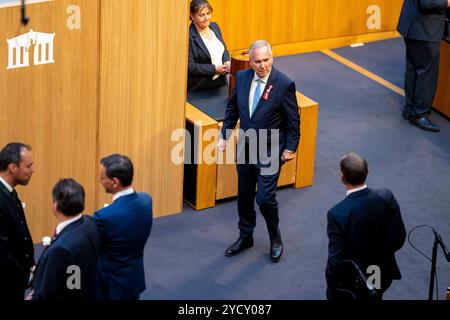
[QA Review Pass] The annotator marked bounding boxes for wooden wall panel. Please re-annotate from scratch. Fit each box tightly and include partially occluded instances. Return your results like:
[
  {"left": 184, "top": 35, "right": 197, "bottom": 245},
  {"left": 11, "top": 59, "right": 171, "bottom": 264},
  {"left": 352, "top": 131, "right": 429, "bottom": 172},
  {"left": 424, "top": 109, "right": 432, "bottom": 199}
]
[
  {"left": 208, "top": 0, "right": 403, "bottom": 52},
  {"left": 0, "top": 0, "right": 99, "bottom": 240},
  {"left": 98, "top": 0, "right": 188, "bottom": 217},
  {"left": 434, "top": 41, "right": 450, "bottom": 118}
]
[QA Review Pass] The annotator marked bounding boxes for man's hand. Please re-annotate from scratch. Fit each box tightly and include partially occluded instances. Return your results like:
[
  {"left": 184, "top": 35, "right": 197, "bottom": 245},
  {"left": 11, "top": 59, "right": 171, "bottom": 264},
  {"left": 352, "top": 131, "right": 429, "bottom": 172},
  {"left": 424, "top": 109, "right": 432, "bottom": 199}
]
[
  {"left": 215, "top": 64, "right": 230, "bottom": 75},
  {"left": 281, "top": 150, "right": 295, "bottom": 162},
  {"left": 25, "top": 290, "right": 34, "bottom": 300},
  {"left": 218, "top": 138, "right": 227, "bottom": 152},
  {"left": 224, "top": 61, "right": 231, "bottom": 73}
]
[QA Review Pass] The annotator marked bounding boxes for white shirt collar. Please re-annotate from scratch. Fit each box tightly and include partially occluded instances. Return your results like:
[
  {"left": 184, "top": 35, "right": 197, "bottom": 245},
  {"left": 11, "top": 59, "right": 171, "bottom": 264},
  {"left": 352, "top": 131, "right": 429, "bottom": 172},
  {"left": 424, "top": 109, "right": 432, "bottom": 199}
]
[
  {"left": 346, "top": 184, "right": 367, "bottom": 196},
  {"left": 56, "top": 214, "right": 82, "bottom": 236},
  {"left": 0, "top": 176, "right": 13, "bottom": 192},
  {"left": 112, "top": 187, "right": 134, "bottom": 202}
]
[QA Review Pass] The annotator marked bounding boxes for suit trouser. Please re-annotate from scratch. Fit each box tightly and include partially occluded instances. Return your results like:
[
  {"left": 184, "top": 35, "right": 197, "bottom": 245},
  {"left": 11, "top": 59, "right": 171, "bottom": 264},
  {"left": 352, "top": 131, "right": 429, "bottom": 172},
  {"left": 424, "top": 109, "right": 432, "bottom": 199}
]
[
  {"left": 404, "top": 38, "right": 440, "bottom": 117},
  {"left": 236, "top": 163, "right": 282, "bottom": 241}
]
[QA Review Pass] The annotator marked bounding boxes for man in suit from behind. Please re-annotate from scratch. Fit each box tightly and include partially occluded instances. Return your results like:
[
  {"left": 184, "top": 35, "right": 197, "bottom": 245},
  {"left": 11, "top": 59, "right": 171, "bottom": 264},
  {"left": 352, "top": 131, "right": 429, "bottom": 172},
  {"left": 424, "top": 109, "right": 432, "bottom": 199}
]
[
  {"left": 326, "top": 153, "right": 407, "bottom": 300},
  {"left": 397, "top": 0, "right": 450, "bottom": 132},
  {"left": 218, "top": 40, "right": 300, "bottom": 262},
  {"left": 31, "top": 179, "right": 100, "bottom": 300},
  {"left": 94, "top": 154, "right": 153, "bottom": 300},
  {"left": 0, "top": 142, "right": 35, "bottom": 300}
]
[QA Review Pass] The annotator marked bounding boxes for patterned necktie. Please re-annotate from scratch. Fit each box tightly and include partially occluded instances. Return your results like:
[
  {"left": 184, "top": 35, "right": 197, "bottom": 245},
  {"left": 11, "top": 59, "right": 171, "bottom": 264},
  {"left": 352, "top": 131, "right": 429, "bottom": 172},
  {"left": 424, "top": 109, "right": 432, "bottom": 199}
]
[{"left": 251, "top": 79, "right": 263, "bottom": 117}]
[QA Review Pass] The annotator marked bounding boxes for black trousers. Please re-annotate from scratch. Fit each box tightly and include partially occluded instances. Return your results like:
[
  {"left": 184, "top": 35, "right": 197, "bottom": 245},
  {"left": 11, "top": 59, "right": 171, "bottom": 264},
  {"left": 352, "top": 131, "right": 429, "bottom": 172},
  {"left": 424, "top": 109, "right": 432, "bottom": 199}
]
[
  {"left": 236, "top": 163, "right": 282, "bottom": 242},
  {"left": 403, "top": 38, "right": 440, "bottom": 117}
]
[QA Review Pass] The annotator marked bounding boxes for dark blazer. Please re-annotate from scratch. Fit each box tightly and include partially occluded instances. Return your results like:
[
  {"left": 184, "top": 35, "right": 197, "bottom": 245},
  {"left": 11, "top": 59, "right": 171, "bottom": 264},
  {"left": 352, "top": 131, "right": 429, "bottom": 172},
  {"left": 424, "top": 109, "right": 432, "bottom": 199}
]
[
  {"left": 221, "top": 67, "right": 300, "bottom": 167},
  {"left": 326, "top": 188, "right": 406, "bottom": 292},
  {"left": 188, "top": 22, "right": 230, "bottom": 92},
  {"left": 32, "top": 215, "right": 100, "bottom": 300},
  {"left": 397, "top": 0, "right": 449, "bottom": 42},
  {"left": 0, "top": 182, "right": 34, "bottom": 300},
  {"left": 93, "top": 192, "right": 152, "bottom": 300}
]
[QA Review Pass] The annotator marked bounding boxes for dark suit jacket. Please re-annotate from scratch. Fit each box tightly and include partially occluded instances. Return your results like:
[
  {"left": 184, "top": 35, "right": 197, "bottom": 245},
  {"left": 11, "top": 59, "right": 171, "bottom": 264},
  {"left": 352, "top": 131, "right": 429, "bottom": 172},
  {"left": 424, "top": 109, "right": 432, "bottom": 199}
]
[
  {"left": 221, "top": 67, "right": 300, "bottom": 167},
  {"left": 0, "top": 182, "right": 34, "bottom": 300},
  {"left": 93, "top": 192, "right": 152, "bottom": 300},
  {"left": 32, "top": 215, "right": 100, "bottom": 300},
  {"left": 326, "top": 188, "right": 406, "bottom": 292},
  {"left": 188, "top": 22, "right": 230, "bottom": 92},
  {"left": 397, "top": 0, "right": 449, "bottom": 42}
]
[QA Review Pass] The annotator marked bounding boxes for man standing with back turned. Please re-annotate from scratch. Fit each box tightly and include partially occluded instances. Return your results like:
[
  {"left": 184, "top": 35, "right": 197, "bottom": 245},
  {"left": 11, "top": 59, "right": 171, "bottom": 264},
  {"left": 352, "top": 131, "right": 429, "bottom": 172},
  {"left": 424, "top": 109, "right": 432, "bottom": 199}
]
[
  {"left": 326, "top": 153, "right": 406, "bottom": 300},
  {"left": 94, "top": 154, "right": 153, "bottom": 300},
  {"left": 398, "top": 0, "right": 450, "bottom": 132},
  {"left": 218, "top": 40, "right": 300, "bottom": 262}
]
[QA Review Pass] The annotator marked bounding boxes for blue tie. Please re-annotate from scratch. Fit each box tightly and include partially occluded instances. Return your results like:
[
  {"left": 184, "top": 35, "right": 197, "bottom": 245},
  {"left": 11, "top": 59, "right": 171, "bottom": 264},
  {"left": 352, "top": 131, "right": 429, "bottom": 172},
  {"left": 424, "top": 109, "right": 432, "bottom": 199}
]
[{"left": 251, "top": 79, "right": 262, "bottom": 117}]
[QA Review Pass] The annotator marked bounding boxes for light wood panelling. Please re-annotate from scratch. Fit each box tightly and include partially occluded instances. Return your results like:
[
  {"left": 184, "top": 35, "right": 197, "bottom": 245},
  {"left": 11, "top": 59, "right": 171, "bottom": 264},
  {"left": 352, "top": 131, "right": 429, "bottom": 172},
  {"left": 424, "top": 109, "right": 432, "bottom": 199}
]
[
  {"left": 0, "top": 0, "right": 99, "bottom": 240},
  {"left": 295, "top": 93, "right": 318, "bottom": 188},
  {"left": 185, "top": 102, "right": 218, "bottom": 209},
  {"left": 208, "top": 0, "right": 403, "bottom": 52},
  {"left": 98, "top": 0, "right": 188, "bottom": 217},
  {"left": 215, "top": 122, "right": 238, "bottom": 200},
  {"left": 434, "top": 41, "right": 450, "bottom": 118}
]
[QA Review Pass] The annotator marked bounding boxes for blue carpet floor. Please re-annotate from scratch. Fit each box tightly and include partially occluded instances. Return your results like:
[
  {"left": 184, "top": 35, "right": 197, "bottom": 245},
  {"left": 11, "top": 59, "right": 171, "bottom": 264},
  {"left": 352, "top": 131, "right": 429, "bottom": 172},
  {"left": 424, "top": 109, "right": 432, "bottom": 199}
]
[
  {"left": 332, "top": 37, "right": 405, "bottom": 88},
  {"left": 34, "top": 38, "right": 450, "bottom": 300}
]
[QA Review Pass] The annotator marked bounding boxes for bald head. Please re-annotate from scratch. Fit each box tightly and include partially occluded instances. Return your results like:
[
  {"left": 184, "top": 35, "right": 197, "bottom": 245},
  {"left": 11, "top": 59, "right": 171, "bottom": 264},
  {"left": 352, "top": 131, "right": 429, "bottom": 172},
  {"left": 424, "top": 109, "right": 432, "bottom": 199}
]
[{"left": 340, "top": 153, "right": 368, "bottom": 186}]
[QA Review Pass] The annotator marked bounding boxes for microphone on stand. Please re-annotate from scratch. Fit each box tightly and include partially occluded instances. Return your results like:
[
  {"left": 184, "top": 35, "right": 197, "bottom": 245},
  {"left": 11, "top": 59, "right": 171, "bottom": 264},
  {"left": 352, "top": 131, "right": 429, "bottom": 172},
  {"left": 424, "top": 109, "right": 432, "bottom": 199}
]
[
  {"left": 434, "top": 230, "right": 450, "bottom": 262},
  {"left": 21, "top": 0, "right": 29, "bottom": 26}
]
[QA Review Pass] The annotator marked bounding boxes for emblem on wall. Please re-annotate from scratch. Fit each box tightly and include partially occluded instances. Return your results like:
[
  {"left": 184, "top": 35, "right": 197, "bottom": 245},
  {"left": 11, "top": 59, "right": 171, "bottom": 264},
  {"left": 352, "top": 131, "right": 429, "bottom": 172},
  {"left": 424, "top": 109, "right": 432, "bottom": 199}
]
[{"left": 6, "top": 29, "right": 55, "bottom": 70}]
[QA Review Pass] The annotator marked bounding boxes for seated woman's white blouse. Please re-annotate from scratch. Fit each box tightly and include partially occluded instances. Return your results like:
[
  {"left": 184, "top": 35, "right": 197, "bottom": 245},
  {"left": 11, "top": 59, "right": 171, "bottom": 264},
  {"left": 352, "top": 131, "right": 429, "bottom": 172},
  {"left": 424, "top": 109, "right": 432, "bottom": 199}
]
[{"left": 201, "top": 30, "right": 225, "bottom": 80}]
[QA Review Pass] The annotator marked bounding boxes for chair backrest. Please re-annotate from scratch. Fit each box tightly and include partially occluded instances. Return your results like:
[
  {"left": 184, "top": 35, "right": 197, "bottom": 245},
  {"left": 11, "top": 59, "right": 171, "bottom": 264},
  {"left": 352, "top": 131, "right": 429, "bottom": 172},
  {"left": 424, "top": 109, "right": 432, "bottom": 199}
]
[{"left": 332, "top": 260, "right": 378, "bottom": 301}]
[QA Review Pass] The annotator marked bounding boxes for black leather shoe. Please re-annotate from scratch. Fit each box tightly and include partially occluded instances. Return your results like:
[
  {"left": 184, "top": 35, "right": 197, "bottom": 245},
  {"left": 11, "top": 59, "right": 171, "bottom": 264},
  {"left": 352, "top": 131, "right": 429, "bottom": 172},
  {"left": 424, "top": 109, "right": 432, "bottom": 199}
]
[
  {"left": 409, "top": 117, "right": 440, "bottom": 132},
  {"left": 224, "top": 237, "right": 254, "bottom": 257},
  {"left": 270, "top": 241, "right": 283, "bottom": 262}
]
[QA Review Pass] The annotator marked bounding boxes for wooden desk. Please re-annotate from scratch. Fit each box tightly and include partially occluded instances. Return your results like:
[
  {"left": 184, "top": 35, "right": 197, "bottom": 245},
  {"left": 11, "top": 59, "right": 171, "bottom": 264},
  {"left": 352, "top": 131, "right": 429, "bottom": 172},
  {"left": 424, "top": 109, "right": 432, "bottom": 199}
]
[
  {"left": 434, "top": 40, "right": 450, "bottom": 118},
  {"left": 184, "top": 91, "right": 318, "bottom": 210}
]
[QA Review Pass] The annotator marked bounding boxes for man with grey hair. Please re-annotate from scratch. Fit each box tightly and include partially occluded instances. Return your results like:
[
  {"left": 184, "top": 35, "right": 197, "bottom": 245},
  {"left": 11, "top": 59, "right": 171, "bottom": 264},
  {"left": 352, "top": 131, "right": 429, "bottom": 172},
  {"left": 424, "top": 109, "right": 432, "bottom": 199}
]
[
  {"left": 218, "top": 40, "right": 300, "bottom": 262},
  {"left": 326, "top": 153, "right": 406, "bottom": 300}
]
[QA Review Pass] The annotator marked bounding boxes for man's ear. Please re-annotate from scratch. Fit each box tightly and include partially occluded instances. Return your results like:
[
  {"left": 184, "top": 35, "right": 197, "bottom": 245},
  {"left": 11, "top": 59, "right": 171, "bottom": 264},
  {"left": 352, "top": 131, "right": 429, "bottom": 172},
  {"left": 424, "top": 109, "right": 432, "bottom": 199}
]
[
  {"left": 52, "top": 201, "right": 59, "bottom": 214},
  {"left": 340, "top": 172, "right": 348, "bottom": 185},
  {"left": 7, "top": 162, "right": 18, "bottom": 174},
  {"left": 112, "top": 177, "right": 121, "bottom": 189}
]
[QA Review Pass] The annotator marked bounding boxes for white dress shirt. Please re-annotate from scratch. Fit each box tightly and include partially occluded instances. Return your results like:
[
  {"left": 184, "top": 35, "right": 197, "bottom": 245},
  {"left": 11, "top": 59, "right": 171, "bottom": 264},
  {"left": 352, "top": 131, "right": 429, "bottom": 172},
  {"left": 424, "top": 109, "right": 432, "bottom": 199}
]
[
  {"left": 248, "top": 71, "right": 271, "bottom": 117},
  {"left": 56, "top": 214, "right": 82, "bottom": 236},
  {"left": 0, "top": 176, "right": 13, "bottom": 192},
  {"left": 201, "top": 30, "right": 225, "bottom": 80},
  {"left": 112, "top": 187, "right": 135, "bottom": 202},
  {"left": 346, "top": 184, "right": 368, "bottom": 197}
]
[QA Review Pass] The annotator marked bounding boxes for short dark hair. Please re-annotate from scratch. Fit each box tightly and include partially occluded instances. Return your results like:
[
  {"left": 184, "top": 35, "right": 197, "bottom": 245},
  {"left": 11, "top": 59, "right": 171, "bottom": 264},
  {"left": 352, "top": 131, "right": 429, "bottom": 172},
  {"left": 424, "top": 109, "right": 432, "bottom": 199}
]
[
  {"left": 190, "top": 0, "right": 213, "bottom": 19},
  {"left": 100, "top": 154, "right": 134, "bottom": 187},
  {"left": 0, "top": 143, "right": 32, "bottom": 172},
  {"left": 340, "top": 153, "right": 368, "bottom": 186},
  {"left": 52, "top": 179, "right": 85, "bottom": 216}
]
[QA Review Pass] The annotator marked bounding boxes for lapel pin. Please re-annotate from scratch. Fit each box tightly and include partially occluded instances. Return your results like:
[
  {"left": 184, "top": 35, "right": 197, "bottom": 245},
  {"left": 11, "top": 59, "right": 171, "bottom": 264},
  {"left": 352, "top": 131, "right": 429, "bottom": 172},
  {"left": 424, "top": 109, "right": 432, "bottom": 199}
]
[{"left": 263, "top": 85, "right": 273, "bottom": 101}]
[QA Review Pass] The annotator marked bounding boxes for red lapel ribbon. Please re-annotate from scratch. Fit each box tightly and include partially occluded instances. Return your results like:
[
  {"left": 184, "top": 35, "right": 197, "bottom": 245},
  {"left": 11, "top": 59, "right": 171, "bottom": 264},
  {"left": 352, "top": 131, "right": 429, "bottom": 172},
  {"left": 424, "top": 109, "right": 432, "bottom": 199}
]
[{"left": 262, "top": 85, "right": 273, "bottom": 101}]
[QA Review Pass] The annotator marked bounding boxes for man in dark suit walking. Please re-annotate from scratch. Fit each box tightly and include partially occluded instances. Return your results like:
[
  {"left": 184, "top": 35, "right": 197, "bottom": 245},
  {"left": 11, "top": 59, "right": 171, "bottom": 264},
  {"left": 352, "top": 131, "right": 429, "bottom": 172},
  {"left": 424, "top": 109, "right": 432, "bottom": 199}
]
[
  {"left": 397, "top": 0, "right": 450, "bottom": 132},
  {"left": 30, "top": 179, "right": 100, "bottom": 300},
  {"left": 218, "top": 40, "right": 300, "bottom": 262},
  {"left": 326, "top": 153, "right": 406, "bottom": 300},
  {"left": 0, "top": 142, "right": 35, "bottom": 300},
  {"left": 93, "top": 154, "right": 153, "bottom": 300}
]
